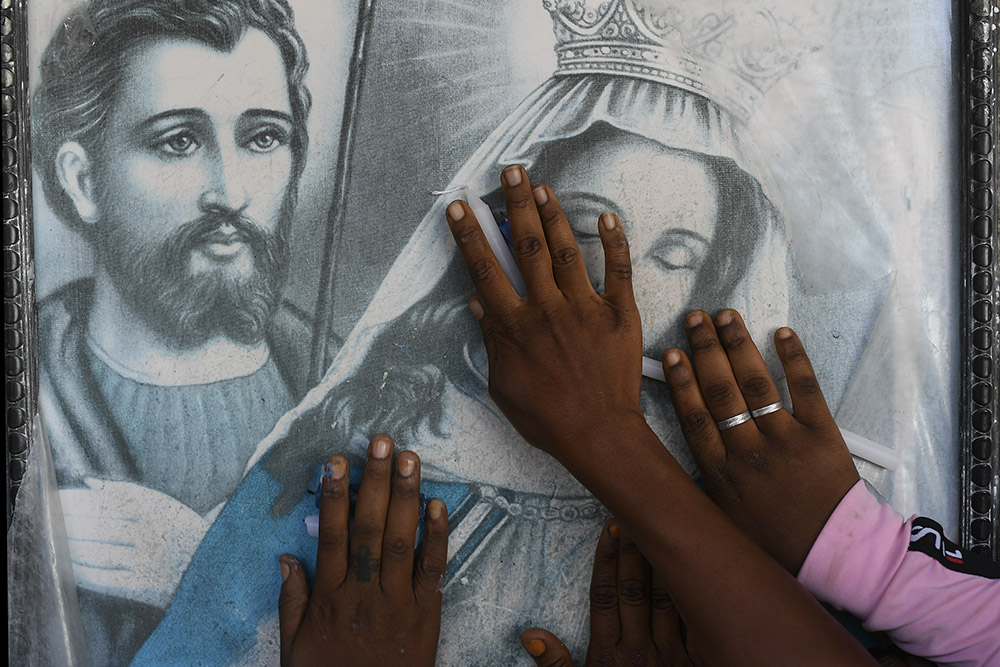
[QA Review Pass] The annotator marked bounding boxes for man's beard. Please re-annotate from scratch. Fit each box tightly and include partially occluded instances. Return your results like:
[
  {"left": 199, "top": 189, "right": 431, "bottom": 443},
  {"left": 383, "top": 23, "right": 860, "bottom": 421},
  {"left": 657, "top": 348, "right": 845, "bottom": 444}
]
[{"left": 96, "top": 205, "right": 290, "bottom": 349}]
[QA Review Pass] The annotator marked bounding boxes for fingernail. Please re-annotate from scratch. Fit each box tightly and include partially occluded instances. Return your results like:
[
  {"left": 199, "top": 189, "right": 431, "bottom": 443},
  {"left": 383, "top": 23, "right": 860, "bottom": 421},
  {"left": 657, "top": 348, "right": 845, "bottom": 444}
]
[
  {"left": 600, "top": 212, "right": 617, "bottom": 231},
  {"left": 427, "top": 499, "right": 444, "bottom": 520},
  {"left": 447, "top": 200, "right": 465, "bottom": 221},
  {"left": 323, "top": 457, "right": 347, "bottom": 481},
  {"left": 532, "top": 185, "right": 548, "bottom": 206},
  {"left": 608, "top": 524, "right": 620, "bottom": 538},
  {"left": 279, "top": 557, "right": 290, "bottom": 582},
  {"left": 777, "top": 327, "right": 793, "bottom": 339},
  {"left": 523, "top": 640, "right": 545, "bottom": 657},
  {"left": 716, "top": 311, "right": 733, "bottom": 327},
  {"left": 398, "top": 455, "right": 416, "bottom": 478},
  {"left": 502, "top": 165, "right": 523, "bottom": 187},
  {"left": 686, "top": 312, "right": 703, "bottom": 328},
  {"left": 665, "top": 350, "right": 681, "bottom": 367},
  {"left": 371, "top": 436, "right": 391, "bottom": 460},
  {"left": 469, "top": 298, "right": 484, "bottom": 320}
]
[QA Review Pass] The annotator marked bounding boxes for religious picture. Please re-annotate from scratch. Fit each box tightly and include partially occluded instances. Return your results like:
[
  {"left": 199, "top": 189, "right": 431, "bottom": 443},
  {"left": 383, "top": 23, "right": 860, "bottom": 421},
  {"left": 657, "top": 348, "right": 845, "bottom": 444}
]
[
  {"left": 23, "top": 0, "right": 354, "bottom": 663},
  {"left": 140, "top": 1, "right": 963, "bottom": 665},
  {"left": 14, "top": 0, "right": 965, "bottom": 665}
]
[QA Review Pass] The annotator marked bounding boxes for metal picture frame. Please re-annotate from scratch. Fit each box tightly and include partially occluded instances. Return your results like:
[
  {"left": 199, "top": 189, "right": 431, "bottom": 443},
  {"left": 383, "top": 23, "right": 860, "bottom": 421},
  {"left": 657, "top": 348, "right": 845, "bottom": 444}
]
[{"left": 959, "top": 0, "right": 1000, "bottom": 558}]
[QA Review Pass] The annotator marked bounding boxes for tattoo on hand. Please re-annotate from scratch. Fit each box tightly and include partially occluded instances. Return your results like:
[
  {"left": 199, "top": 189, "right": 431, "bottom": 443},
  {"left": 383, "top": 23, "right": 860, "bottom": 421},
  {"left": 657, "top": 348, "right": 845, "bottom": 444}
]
[{"left": 352, "top": 546, "right": 380, "bottom": 582}]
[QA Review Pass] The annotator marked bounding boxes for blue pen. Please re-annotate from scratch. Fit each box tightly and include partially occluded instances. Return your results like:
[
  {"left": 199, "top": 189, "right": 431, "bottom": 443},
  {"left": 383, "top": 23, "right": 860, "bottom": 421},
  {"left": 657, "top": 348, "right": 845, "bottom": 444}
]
[{"left": 304, "top": 466, "right": 429, "bottom": 538}]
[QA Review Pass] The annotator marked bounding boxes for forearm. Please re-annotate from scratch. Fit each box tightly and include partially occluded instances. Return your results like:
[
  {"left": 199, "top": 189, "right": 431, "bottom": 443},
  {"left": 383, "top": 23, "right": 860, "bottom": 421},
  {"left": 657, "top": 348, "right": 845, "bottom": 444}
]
[
  {"left": 799, "top": 481, "right": 1000, "bottom": 666},
  {"left": 560, "top": 418, "right": 876, "bottom": 666}
]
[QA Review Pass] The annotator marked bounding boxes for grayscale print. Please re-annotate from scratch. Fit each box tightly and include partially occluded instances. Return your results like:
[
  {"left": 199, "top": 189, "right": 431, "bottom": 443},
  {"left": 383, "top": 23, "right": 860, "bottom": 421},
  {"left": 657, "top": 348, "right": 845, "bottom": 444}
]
[
  {"left": 21, "top": 0, "right": 354, "bottom": 663},
  {"left": 11, "top": 0, "right": 974, "bottom": 665}
]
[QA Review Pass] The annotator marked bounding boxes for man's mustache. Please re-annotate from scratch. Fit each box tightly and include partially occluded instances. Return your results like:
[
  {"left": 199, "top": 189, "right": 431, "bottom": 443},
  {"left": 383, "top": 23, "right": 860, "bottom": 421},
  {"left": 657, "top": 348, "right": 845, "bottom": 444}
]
[{"left": 176, "top": 209, "right": 273, "bottom": 251}]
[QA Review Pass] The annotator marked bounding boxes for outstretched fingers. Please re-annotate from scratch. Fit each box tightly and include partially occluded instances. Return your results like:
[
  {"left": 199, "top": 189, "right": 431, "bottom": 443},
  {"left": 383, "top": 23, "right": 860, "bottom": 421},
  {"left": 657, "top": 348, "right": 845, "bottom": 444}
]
[
  {"left": 588, "top": 520, "right": 623, "bottom": 646},
  {"left": 348, "top": 434, "right": 394, "bottom": 586},
  {"left": 446, "top": 199, "right": 519, "bottom": 312},
  {"left": 683, "top": 311, "right": 752, "bottom": 434},
  {"left": 312, "top": 455, "right": 351, "bottom": 594},
  {"left": 649, "top": 570, "right": 688, "bottom": 662},
  {"left": 714, "top": 309, "right": 794, "bottom": 435},
  {"left": 662, "top": 348, "right": 727, "bottom": 474},
  {"left": 379, "top": 451, "right": 422, "bottom": 596},
  {"left": 774, "top": 327, "right": 835, "bottom": 428},
  {"left": 532, "top": 184, "right": 595, "bottom": 298},
  {"left": 277, "top": 555, "right": 309, "bottom": 667},
  {"left": 501, "top": 165, "right": 557, "bottom": 298},
  {"left": 413, "top": 499, "right": 449, "bottom": 606},
  {"left": 469, "top": 294, "right": 497, "bottom": 373},
  {"left": 599, "top": 212, "right": 637, "bottom": 310},
  {"left": 616, "top": 528, "right": 652, "bottom": 648}
]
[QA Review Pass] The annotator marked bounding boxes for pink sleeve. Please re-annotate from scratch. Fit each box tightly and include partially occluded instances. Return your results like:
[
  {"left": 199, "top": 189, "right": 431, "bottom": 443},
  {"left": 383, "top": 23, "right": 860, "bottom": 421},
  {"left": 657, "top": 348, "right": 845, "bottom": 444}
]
[{"left": 798, "top": 480, "right": 1000, "bottom": 667}]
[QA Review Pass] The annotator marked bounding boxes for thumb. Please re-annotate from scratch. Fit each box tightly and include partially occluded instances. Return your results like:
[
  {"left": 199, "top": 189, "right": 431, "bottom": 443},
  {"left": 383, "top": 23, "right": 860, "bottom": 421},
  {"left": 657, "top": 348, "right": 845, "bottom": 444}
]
[
  {"left": 469, "top": 295, "right": 497, "bottom": 370},
  {"left": 277, "top": 555, "right": 309, "bottom": 667},
  {"left": 521, "top": 628, "right": 575, "bottom": 667}
]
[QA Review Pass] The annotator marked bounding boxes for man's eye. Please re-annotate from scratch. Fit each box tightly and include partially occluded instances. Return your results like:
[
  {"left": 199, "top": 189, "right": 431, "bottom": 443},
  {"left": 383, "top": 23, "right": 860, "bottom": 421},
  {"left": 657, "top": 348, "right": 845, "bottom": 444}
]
[
  {"left": 247, "top": 130, "right": 284, "bottom": 152},
  {"left": 159, "top": 133, "right": 198, "bottom": 156}
]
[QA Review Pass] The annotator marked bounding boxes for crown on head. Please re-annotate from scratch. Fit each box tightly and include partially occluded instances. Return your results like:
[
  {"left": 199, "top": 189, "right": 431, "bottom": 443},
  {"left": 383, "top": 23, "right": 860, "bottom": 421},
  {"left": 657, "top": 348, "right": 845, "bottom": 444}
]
[{"left": 543, "top": 0, "right": 824, "bottom": 122}]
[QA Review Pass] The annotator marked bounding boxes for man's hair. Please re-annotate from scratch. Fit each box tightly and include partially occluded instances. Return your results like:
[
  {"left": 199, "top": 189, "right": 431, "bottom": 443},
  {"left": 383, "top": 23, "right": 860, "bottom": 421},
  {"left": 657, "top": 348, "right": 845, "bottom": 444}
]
[{"left": 32, "top": 0, "right": 312, "bottom": 230}]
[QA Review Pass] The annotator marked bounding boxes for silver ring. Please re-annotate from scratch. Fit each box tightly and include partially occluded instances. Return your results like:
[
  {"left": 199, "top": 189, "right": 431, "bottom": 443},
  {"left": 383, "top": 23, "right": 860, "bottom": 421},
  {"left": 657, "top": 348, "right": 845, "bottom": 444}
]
[
  {"left": 716, "top": 411, "right": 752, "bottom": 431},
  {"left": 750, "top": 401, "right": 783, "bottom": 418}
]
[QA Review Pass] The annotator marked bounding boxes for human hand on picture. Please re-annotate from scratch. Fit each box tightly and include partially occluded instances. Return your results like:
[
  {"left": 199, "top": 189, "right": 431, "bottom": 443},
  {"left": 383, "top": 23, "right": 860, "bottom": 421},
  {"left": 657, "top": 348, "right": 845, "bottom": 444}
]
[
  {"left": 277, "top": 434, "right": 449, "bottom": 667},
  {"left": 444, "top": 164, "right": 647, "bottom": 469},
  {"left": 520, "top": 519, "right": 698, "bottom": 667},
  {"left": 446, "top": 167, "right": 875, "bottom": 666},
  {"left": 663, "top": 308, "right": 860, "bottom": 573}
]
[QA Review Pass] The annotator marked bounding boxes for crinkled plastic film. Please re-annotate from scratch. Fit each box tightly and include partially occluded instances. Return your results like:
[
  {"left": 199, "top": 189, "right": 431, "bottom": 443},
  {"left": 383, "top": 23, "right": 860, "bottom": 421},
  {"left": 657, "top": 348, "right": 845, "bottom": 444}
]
[
  {"left": 6, "top": 0, "right": 996, "bottom": 665},
  {"left": 8, "top": 419, "right": 90, "bottom": 667}
]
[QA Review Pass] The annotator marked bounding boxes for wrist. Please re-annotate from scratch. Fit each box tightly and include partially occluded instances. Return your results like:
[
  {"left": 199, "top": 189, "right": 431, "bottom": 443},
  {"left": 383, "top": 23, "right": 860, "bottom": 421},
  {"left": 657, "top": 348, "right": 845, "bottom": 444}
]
[{"left": 553, "top": 411, "right": 663, "bottom": 477}]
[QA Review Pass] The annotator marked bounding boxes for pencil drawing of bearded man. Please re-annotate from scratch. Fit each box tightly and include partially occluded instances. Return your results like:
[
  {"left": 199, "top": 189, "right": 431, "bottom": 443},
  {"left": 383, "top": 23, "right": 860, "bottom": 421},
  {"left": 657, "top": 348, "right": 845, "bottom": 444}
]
[{"left": 31, "top": 0, "right": 313, "bottom": 662}]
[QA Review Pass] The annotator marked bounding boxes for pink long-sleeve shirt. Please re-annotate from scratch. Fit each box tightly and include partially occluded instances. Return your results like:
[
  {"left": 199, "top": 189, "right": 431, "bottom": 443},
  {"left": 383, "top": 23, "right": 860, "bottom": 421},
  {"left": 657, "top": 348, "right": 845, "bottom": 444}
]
[{"left": 798, "top": 480, "right": 1000, "bottom": 666}]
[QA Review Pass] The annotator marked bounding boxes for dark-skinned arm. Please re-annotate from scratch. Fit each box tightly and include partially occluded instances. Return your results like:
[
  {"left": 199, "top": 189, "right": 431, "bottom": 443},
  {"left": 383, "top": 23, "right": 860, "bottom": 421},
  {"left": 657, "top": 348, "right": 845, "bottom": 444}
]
[{"left": 444, "top": 165, "right": 877, "bottom": 667}]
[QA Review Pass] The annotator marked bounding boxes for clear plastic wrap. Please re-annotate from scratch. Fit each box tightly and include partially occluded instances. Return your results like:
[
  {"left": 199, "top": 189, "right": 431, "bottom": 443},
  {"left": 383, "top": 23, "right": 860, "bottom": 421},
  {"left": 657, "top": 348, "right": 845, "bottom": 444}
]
[
  {"left": 8, "top": 0, "right": 968, "bottom": 664},
  {"left": 8, "top": 418, "right": 90, "bottom": 667}
]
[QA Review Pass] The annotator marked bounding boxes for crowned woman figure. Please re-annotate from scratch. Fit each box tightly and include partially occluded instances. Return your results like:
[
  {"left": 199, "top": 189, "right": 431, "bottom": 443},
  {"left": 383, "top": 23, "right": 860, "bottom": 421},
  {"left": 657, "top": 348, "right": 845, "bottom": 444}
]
[{"left": 141, "top": 1, "right": 830, "bottom": 663}]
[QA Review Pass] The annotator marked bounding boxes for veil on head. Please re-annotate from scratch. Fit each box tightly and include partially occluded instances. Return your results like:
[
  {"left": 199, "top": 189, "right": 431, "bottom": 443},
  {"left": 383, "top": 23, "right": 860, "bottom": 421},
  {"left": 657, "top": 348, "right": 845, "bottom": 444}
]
[
  {"left": 322, "top": 72, "right": 790, "bottom": 390},
  {"left": 246, "top": 0, "right": 806, "bottom": 473},
  {"left": 246, "top": 69, "right": 792, "bottom": 473}
]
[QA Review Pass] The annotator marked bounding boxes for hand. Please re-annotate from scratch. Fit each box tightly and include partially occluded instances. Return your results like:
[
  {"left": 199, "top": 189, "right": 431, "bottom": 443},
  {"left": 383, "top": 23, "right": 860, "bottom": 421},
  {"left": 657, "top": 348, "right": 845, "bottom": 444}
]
[
  {"left": 520, "top": 520, "right": 696, "bottom": 667},
  {"left": 277, "top": 434, "right": 449, "bottom": 667},
  {"left": 445, "top": 165, "right": 646, "bottom": 464},
  {"left": 60, "top": 478, "right": 209, "bottom": 608},
  {"left": 663, "top": 309, "right": 860, "bottom": 573}
]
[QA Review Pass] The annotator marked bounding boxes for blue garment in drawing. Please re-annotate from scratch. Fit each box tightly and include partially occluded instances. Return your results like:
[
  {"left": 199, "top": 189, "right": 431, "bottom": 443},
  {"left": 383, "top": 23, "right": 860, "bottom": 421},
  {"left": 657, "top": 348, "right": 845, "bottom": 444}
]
[{"left": 135, "top": 444, "right": 606, "bottom": 665}]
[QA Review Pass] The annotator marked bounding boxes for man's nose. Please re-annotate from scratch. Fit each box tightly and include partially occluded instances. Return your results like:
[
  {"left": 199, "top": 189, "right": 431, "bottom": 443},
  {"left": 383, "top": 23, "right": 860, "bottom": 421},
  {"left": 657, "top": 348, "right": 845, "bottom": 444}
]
[{"left": 198, "top": 149, "right": 250, "bottom": 212}]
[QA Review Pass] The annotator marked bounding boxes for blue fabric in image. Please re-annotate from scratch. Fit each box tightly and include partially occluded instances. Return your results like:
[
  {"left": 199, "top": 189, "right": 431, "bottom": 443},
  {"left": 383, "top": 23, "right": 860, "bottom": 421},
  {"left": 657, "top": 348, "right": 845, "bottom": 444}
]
[{"left": 133, "top": 455, "right": 471, "bottom": 666}]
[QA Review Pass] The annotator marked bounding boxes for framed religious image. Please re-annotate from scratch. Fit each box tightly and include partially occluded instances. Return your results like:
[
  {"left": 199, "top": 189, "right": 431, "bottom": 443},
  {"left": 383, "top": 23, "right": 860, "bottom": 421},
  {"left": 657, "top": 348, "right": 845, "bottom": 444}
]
[{"left": 5, "top": 0, "right": 999, "bottom": 665}]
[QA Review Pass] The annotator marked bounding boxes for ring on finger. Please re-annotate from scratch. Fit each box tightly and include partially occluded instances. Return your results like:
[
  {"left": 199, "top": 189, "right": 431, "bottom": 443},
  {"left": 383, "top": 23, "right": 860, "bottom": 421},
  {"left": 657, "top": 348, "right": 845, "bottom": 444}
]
[
  {"left": 716, "top": 411, "right": 752, "bottom": 431},
  {"left": 750, "top": 401, "right": 783, "bottom": 419}
]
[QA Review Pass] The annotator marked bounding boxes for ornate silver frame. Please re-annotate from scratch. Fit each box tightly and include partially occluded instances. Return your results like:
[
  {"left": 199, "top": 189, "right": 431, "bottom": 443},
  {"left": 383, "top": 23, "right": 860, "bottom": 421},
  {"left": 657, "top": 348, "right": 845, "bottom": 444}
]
[
  {"left": 4, "top": 0, "right": 999, "bottom": 560},
  {"left": 960, "top": 0, "right": 1000, "bottom": 558}
]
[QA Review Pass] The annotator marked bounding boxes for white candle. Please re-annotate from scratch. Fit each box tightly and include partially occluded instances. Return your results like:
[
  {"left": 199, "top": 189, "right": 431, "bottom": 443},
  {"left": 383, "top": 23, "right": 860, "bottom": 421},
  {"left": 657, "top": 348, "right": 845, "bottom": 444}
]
[{"left": 464, "top": 190, "right": 527, "bottom": 297}]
